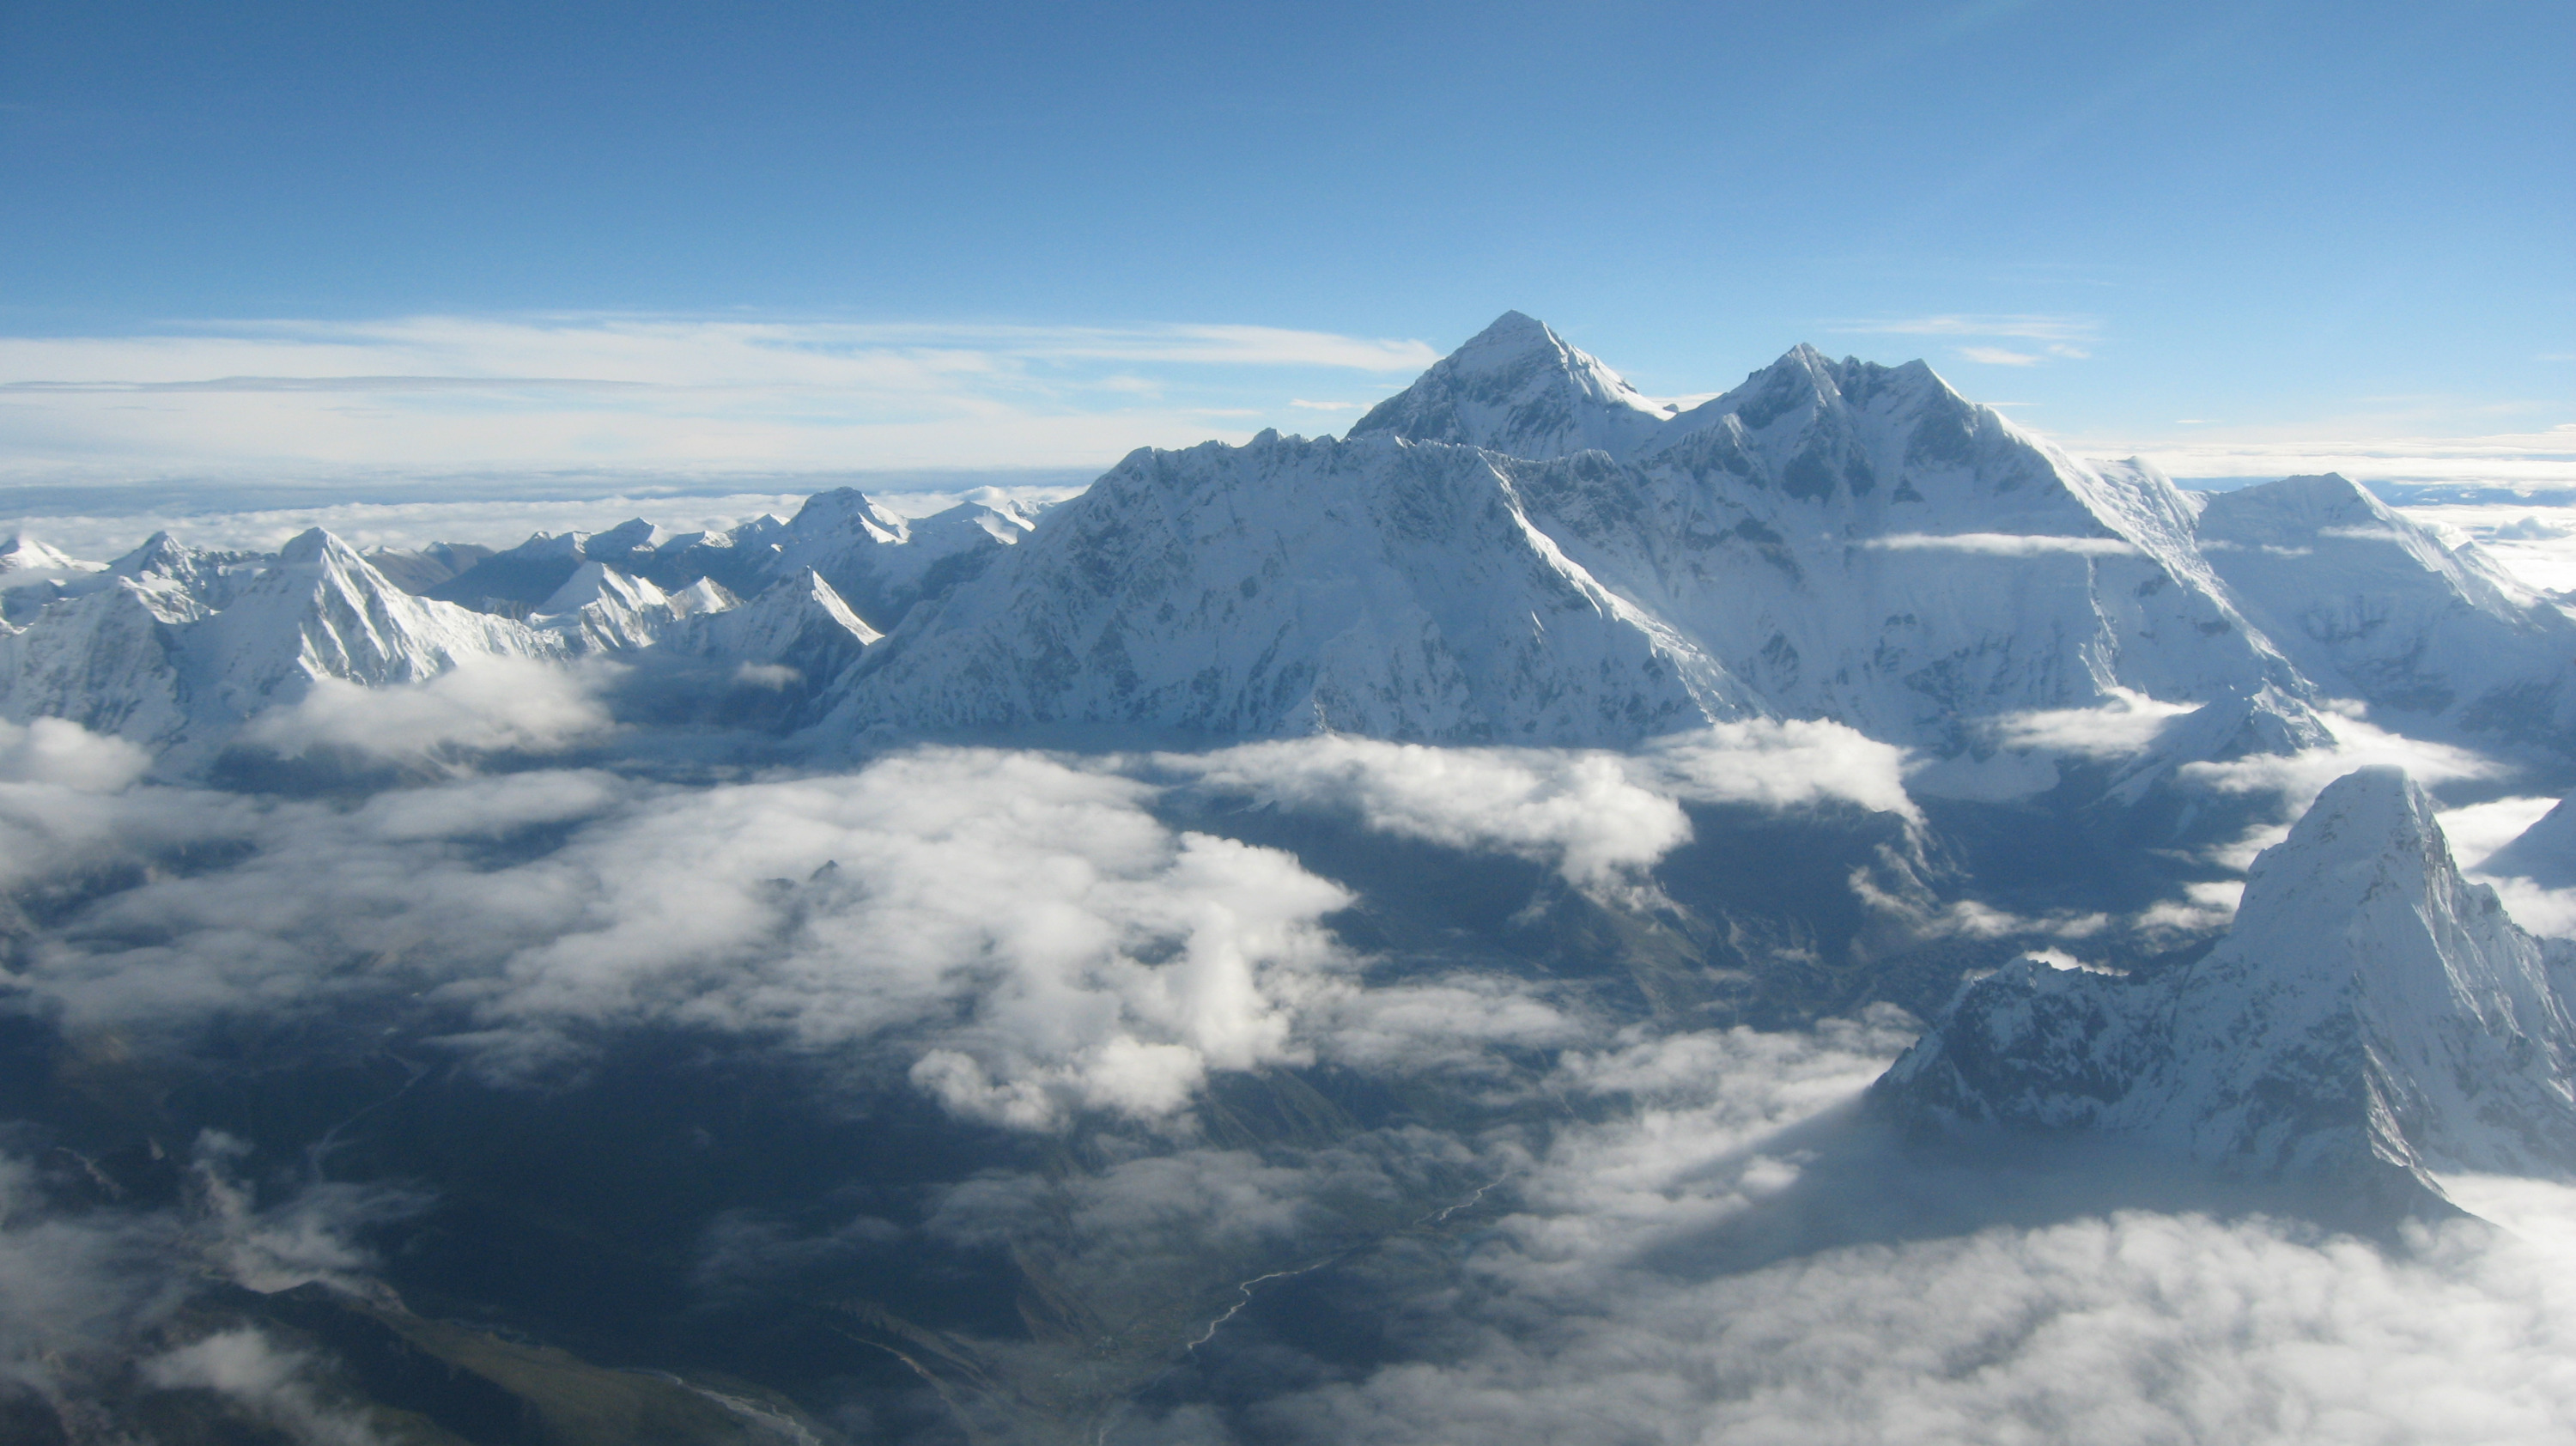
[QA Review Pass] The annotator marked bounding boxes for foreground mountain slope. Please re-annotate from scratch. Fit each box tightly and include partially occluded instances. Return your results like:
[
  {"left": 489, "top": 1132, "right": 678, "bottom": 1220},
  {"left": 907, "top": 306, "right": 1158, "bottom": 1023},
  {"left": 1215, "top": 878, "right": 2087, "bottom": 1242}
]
[{"left": 1874, "top": 766, "right": 2576, "bottom": 1208}]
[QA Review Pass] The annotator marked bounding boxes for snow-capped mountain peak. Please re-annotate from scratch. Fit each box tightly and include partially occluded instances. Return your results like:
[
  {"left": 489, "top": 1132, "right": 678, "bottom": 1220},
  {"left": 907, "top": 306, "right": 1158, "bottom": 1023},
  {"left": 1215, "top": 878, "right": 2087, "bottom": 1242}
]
[
  {"left": 0, "top": 535, "right": 93, "bottom": 574},
  {"left": 1347, "top": 310, "right": 1677, "bottom": 461},
  {"left": 1875, "top": 765, "right": 2576, "bottom": 1208}
]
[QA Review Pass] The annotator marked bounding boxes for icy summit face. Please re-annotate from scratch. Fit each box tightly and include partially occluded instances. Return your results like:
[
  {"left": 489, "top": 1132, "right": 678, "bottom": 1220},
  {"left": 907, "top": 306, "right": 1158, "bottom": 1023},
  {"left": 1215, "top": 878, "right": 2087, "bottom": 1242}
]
[
  {"left": 1875, "top": 766, "right": 2576, "bottom": 1206},
  {"left": 1346, "top": 309, "right": 1682, "bottom": 461}
]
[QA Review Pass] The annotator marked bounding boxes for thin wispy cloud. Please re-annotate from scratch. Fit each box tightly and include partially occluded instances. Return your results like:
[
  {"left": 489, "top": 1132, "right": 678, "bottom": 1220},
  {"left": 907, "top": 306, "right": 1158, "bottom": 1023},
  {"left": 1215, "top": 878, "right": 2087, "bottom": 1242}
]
[
  {"left": 2081, "top": 421, "right": 2576, "bottom": 486},
  {"left": 1831, "top": 313, "right": 2099, "bottom": 344},
  {"left": 1863, "top": 532, "right": 2136, "bottom": 556},
  {"left": 0, "top": 314, "right": 1439, "bottom": 481}
]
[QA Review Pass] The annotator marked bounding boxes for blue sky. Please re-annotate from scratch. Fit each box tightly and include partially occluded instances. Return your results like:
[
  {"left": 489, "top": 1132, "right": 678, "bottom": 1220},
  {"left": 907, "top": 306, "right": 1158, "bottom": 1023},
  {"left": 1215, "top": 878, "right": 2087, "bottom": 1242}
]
[{"left": 2, "top": 0, "right": 2568, "bottom": 490}]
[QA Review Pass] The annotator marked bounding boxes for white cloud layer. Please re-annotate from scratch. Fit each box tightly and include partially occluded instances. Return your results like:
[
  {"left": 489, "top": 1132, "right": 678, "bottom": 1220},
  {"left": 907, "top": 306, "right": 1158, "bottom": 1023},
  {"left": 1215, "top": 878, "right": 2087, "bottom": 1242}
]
[
  {"left": 1862, "top": 532, "right": 2136, "bottom": 556},
  {"left": 1172, "top": 722, "right": 1917, "bottom": 891},
  {"left": 1161, "top": 1016, "right": 2576, "bottom": 1446},
  {"left": 241, "top": 658, "right": 621, "bottom": 764}
]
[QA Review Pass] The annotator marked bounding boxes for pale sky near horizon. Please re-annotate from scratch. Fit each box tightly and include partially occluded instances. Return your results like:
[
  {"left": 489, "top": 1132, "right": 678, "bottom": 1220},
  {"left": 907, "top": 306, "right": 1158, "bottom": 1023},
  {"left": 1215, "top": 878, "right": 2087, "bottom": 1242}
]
[{"left": 3, "top": 0, "right": 2567, "bottom": 491}]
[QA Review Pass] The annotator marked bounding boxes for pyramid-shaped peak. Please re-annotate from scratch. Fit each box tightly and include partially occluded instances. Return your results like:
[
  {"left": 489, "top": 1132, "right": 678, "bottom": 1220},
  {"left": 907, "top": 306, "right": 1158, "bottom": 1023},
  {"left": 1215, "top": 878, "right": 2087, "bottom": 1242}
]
[
  {"left": 1346, "top": 311, "right": 1671, "bottom": 460},
  {"left": 2221, "top": 471, "right": 2380, "bottom": 511},
  {"left": 2236, "top": 766, "right": 2450, "bottom": 920},
  {"left": 276, "top": 526, "right": 368, "bottom": 567},
  {"left": 2294, "top": 762, "right": 2433, "bottom": 835},
  {"left": 788, "top": 488, "right": 907, "bottom": 543},
  {"left": 590, "top": 518, "right": 665, "bottom": 552},
  {"left": 0, "top": 534, "right": 81, "bottom": 572},
  {"left": 1455, "top": 308, "right": 1556, "bottom": 352}
]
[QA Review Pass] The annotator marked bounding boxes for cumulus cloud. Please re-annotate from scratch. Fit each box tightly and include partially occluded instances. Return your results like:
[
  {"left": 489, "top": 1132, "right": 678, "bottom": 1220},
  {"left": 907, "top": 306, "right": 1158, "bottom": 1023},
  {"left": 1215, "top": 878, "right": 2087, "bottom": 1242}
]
[
  {"left": 1636, "top": 720, "right": 1918, "bottom": 822},
  {"left": 142, "top": 1330, "right": 390, "bottom": 1446},
  {"left": 0, "top": 716, "right": 150, "bottom": 792},
  {"left": 1172, "top": 738, "right": 1692, "bottom": 890},
  {"left": 240, "top": 657, "right": 620, "bottom": 764},
  {"left": 20, "top": 750, "right": 1372, "bottom": 1130},
  {"left": 1985, "top": 688, "right": 2197, "bottom": 759},
  {"left": 1172, "top": 722, "right": 1917, "bottom": 893},
  {"left": 1862, "top": 532, "right": 2136, "bottom": 556}
]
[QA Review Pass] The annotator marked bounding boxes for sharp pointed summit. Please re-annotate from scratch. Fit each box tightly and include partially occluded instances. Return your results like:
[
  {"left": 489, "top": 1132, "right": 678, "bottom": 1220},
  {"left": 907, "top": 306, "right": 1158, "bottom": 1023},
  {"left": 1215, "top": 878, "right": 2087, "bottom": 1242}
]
[
  {"left": 1347, "top": 311, "right": 1678, "bottom": 461},
  {"left": 1874, "top": 765, "right": 2576, "bottom": 1212}
]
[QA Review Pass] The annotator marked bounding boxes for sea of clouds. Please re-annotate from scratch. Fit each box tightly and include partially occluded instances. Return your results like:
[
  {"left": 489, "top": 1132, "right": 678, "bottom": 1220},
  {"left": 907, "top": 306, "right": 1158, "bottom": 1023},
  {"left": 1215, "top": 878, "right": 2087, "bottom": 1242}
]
[{"left": 11, "top": 486, "right": 2576, "bottom": 1438}]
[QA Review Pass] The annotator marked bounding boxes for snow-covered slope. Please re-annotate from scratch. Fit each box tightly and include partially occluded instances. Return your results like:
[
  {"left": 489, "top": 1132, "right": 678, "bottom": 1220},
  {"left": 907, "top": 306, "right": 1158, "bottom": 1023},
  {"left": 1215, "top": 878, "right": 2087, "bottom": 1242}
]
[
  {"left": 1347, "top": 310, "right": 1682, "bottom": 461},
  {"left": 528, "top": 562, "right": 734, "bottom": 653},
  {"left": 1507, "top": 349, "right": 2306, "bottom": 750},
  {"left": 0, "top": 529, "right": 567, "bottom": 769},
  {"left": 422, "top": 519, "right": 671, "bottom": 613},
  {"left": 813, "top": 315, "right": 2317, "bottom": 756},
  {"left": 1874, "top": 766, "right": 2576, "bottom": 1206},
  {"left": 2195, "top": 473, "right": 2576, "bottom": 747},
  {"left": 751, "top": 491, "right": 1033, "bottom": 630},
  {"left": 665, "top": 568, "right": 880, "bottom": 680},
  {"left": 823, "top": 430, "right": 1749, "bottom": 744},
  {"left": 406, "top": 493, "right": 1030, "bottom": 635},
  {"left": 0, "top": 535, "right": 96, "bottom": 575}
]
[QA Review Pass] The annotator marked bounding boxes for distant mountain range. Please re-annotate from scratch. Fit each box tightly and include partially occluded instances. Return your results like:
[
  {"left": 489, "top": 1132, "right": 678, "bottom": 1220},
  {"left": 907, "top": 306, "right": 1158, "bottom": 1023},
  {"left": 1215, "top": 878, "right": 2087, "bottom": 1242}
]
[{"left": 9, "top": 312, "right": 2571, "bottom": 781}]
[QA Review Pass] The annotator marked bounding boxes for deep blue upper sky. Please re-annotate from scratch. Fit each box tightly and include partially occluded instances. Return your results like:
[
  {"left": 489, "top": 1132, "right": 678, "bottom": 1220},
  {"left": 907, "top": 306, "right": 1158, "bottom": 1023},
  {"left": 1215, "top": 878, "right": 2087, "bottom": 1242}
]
[{"left": 3, "top": 0, "right": 2568, "bottom": 484}]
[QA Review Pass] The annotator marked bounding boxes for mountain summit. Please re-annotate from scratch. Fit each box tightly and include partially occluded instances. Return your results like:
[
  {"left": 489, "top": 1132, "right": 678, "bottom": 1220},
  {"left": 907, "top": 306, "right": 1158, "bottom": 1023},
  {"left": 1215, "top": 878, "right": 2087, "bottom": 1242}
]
[
  {"left": 1347, "top": 311, "right": 1679, "bottom": 461},
  {"left": 1874, "top": 766, "right": 2576, "bottom": 1210}
]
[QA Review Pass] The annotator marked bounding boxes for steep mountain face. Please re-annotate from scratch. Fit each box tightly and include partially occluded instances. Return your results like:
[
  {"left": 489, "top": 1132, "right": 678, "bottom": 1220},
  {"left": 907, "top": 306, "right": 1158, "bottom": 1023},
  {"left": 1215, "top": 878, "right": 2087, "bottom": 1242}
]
[
  {"left": 823, "top": 431, "right": 1748, "bottom": 744},
  {"left": 1874, "top": 766, "right": 2576, "bottom": 1206},
  {"left": 0, "top": 529, "right": 565, "bottom": 769},
  {"left": 817, "top": 316, "right": 2313, "bottom": 756},
  {"left": 528, "top": 562, "right": 735, "bottom": 653},
  {"left": 665, "top": 568, "right": 881, "bottom": 680},
  {"left": 1347, "top": 309, "right": 1682, "bottom": 460},
  {"left": 2195, "top": 473, "right": 2576, "bottom": 747},
  {"left": 1508, "top": 349, "right": 2302, "bottom": 750},
  {"left": 17, "top": 313, "right": 2566, "bottom": 781}
]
